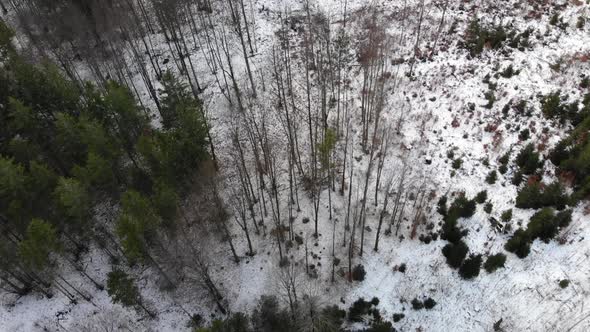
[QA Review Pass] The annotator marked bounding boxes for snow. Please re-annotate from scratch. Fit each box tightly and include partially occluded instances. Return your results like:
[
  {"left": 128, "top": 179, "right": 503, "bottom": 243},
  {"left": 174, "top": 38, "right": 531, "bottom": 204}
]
[{"left": 2, "top": 0, "right": 590, "bottom": 331}]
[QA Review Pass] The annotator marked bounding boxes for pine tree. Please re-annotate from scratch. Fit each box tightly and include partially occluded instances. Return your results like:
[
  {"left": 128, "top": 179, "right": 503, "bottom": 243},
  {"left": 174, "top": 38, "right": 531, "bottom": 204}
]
[{"left": 19, "top": 219, "right": 60, "bottom": 271}]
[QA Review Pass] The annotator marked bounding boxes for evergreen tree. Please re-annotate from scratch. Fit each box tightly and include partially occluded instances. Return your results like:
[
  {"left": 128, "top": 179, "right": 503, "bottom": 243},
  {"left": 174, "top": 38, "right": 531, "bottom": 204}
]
[{"left": 19, "top": 219, "right": 60, "bottom": 271}]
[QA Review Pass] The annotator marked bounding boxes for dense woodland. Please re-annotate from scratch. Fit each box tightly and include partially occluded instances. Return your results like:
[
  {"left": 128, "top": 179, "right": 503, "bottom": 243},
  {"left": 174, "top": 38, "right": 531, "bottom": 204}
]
[{"left": 0, "top": 0, "right": 589, "bottom": 331}]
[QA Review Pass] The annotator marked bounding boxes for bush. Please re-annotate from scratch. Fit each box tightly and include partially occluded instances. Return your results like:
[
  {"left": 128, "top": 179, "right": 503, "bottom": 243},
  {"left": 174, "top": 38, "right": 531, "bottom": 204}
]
[
  {"left": 452, "top": 158, "right": 463, "bottom": 169},
  {"left": 463, "top": 18, "right": 507, "bottom": 56},
  {"left": 251, "top": 296, "right": 292, "bottom": 331},
  {"left": 484, "top": 202, "right": 493, "bottom": 214},
  {"left": 519, "top": 128, "right": 530, "bottom": 141},
  {"left": 527, "top": 208, "right": 558, "bottom": 242},
  {"left": 348, "top": 298, "right": 372, "bottom": 322},
  {"left": 500, "top": 64, "right": 520, "bottom": 78},
  {"left": 424, "top": 298, "right": 437, "bottom": 309},
  {"left": 367, "top": 321, "right": 394, "bottom": 332},
  {"left": 577, "top": 16, "right": 586, "bottom": 30},
  {"left": 459, "top": 254, "right": 482, "bottom": 279},
  {"left": 484, "top": 253, "right": 507, "bottom": 273},
  {"left": 498, "top": 164, "right": 508, "bottom": 174},
  {"left": 499, "top": 151, "right": 510, "bottom": 165},
  {"left": 512, "top": 171, "right": 524, "bottom": 186},
  {"left": 442, "top": 241, "right": 469, "bottom": 268},
  {"left": 437, "top": 195, "right": 448, "bottom": 216},
  {"left": 516, "top": 182, "right": 568, "bottom": 210},
  {"left": 352, "top": 264, "right": 366, "bottom": 281},
  {"left": 555, "top": 209, "right": 573, "bottom": 228},
  {"left": 500, "top": 209, "right": 513, "bottom": 223},
  {"left": 486, "top": 170, "right": 498, "bottom": 184},
  {"left": 559, "top": 279, "right": 570, "bottom": 289},
  {"left": 411, "top": 298, "right": 424, "bottom": 310},
  {"left": 505, "top": 229, "right": 531, "bottom": 258},
  {"left": 448, "top": 195, "right": 477, "bottom": 219},
  {"left": 515, "top": 144, "right": 542, "bottom": 175},
  {"left": 475, "top": 190, "right": 488, "bottom": 204},
  {"left": 392, "top": 313, "right": 405, "bottom": 322}
]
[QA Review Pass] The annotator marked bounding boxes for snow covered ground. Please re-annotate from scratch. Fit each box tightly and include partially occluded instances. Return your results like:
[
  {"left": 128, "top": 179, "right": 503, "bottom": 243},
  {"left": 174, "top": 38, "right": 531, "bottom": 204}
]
[{"left": 1, "top": 0, "right": 590, "bottom": 331}]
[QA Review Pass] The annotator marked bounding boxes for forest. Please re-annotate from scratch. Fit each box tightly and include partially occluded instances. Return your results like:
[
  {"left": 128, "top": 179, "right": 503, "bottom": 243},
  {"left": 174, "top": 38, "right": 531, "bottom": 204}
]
[{"left": 0, "top": 0, "right": 590, "bottom": 331}]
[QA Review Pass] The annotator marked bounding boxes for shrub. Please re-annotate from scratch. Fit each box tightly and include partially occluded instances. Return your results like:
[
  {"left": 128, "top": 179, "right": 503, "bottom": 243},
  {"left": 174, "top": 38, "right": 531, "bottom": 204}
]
[
  {"left": 581, "top": 77, "right": 590, "bottom": 89},
  {"left": 527, "top": 208, "right": 558, "bottom": 242},
  {"left": 577, "top": 16, "right": 586, "bottom": 30},
  {"left": 505, "top": 229, "right": 531, "bottom": 258},
  {"left": 475, "top": 190, "right": 488, "bottom": 204},
  {"left": 499, "top": 164, "right": 508, "bottom": 174},
  {"left": 463, "top": 18, "right": 507, "bottom": 56},
  {"left": 459, "top": 254, "right": 482, "bottom": 279},
  {"left": 368, "top": 321, "right": 394, "bottom": 332},
  {"left": 519, "top": 128, "right": 530, "bottom": 141},
  {"left": 424, "top": 298, "right": 437, "bottom": 309},
  {"left": 484, "top": 202, "right": 493, "bottom": 214},
  {"left": 442, "top": 240, "right": 469, "bottom": 268},
  {"left": 392, "top": 313, "right": 405, "bottom": 322},
  {"left": 500, "top": 64, "right": 520, "bottom": 78},
  {"left": 486, "top": 170, "right": 498, "bottom": 184},
  {"left": 484, "top": 90, "right": 496, "bottom": 109},
  {"left": 500, "top": 209, "right": 513, "bottom": 223},
  {"left": 559, "top": 279, "right": 570, "bottom": 289},
  {"left": 321, "top": 305, "right": 346, "bottom": 329},
  {"left": 370, "top": 297, "right": 380, "bottom": 306},
  {"left": 452, "top": 158, "right": 463, "bottom": 169},
  {"left": 555, "top": 209, "right": 573, "bottom": 228},
  {"left": 515, "top": 144, "right": 542, "bottom": 175},
  {"left": 441, "top": 218, "right": 465, "bottom": 244},
  {"left": 484, "top": 253, "right": 507, "bottom": 273},
  {"left": 348, "top": 298, "right": 372, "bottom": 322},
  {"left": 352, "top": 264, "right": 366, "bottom": 281},
  {"left": 398, "top": 263, "right": 407, "bottom": 273},
  {"left": 499, "top": 151, "right": 510, "bottom": 165},
  {"left": 516, "top": 182, "right": 568, "bottom": 210},
  {"left": 437, "top": 195, "right": 448, "bottom": 216},
  {"left": 448, "top": 195, "right": 477, "bottom": 219},
  {"left": 411, "top": 298, "right": 424, "bottom": 310},
  {"left": 512, "top": 172, "right": 524, "bottom": 187},
  {"left": 251, "top": 296, "right": 292, "bottom": 331},
  {"left": 541, "top": 91, "right": 566, "bottom": 120}
]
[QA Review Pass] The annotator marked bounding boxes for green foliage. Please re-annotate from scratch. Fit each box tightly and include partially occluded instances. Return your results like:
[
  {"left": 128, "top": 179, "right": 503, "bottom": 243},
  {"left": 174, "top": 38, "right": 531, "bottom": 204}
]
[
  {"left": 458, "top": 254, "right": 482, "bottom": 279},
  {"left": 463, "top": 18, "right": 507, "bottom": 56},
  {"left": 515, "top": 182, "right": 568, "bottom": 210},
  {"left": 527, "top": 208, "right": 559, "bottom": 243},
  {"left": 423, "top": 298, "right": 437, "bottom": 309},
  {"left": 500, "top": 64, "right": 520, "bottom": 78},
  {"left": 107, "top": 270, "right": 140, "bottom": 307},
  {"left": 484, "top": 253, "right": 506, "bottom": 273},
  {"left": 18, "top": 219, "right": 60, "bottom": 270},
  {"left": 251, "top": 296, "right": 295, "bottom": 332},
  {"left": 515, "top": 144, "right": 542, "bottom": 175},
  {"left": 411, "top": 298, "right": 424, "bottom": 310},
  {"left": 559, "top": 279, "right": 570, "bottom": 289},
  {"left": 348, "top": 297, "right": 374, "bottom": 322},
  {"left": 442, "top": 240, "right": 469, "bottom": 269},
  {"left": 318, "top": 128, "right": 337, "bottom": 169},
  {"left": 448, "top": 195, "right": 477, "bottom": 220},
  {"left": 0, "top": 19, "right": 15, "bottom": 59},
  {"left": 475, "top": 190, "right": 487, "bottom": 204},
  {"left": 501, "top": 209, "right": 513, "bottom": 223},
  {"left": 116, "top": 190, "right": 161, "bottom": 262},
  {"left": 486, "top": 170, "right": 497, "bottom": 184},
  {"left": 484, "top": 202, "right": 493, "bottom": 214},
  {"left": 452, "top": 158, "right": 463, "bottom": 169},
  {"left": 54, "top": 177, "right": 90, "bottom": 225},
  {"left": 437, "top": 195, "right": 448, "bottom": 216},
  {"left": 197, "top": 312, "right": 251, "bottom": 332},
  {"left": 505, "top": 228, "right": 531, "bottom": 258},
  {"left": 518, "top": 128, "right": 530, "bottom": 141},
  {"left": 352, "top": 264, "right": 366, "bottom": 281}
]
